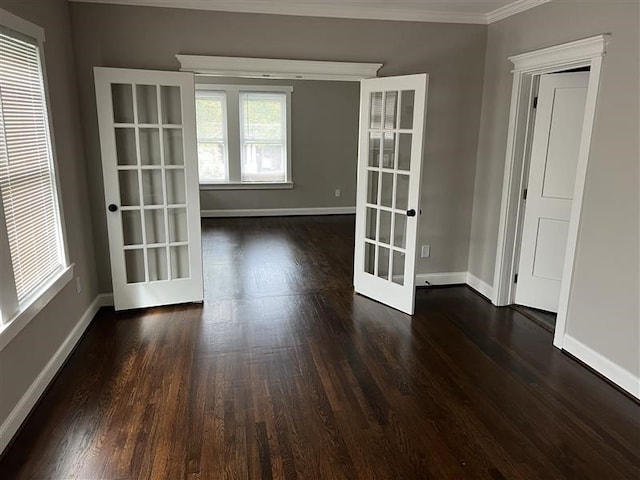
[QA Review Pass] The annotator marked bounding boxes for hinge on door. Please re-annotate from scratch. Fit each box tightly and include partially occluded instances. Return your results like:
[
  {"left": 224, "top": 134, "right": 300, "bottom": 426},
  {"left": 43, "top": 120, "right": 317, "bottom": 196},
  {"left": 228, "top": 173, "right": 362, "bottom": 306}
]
[
  {"left": 514, "top": 273, "right": 519, "bottom": 284},
  {"left": 523, "top": 189, "right": 528, "bottom": 200},
  {"left": 533, "top": 97, "right": 538, "bottom": 109}
]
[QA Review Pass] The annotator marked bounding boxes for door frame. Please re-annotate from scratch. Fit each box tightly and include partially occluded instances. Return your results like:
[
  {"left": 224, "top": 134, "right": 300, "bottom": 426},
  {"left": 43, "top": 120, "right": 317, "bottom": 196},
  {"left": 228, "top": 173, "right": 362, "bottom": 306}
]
[{"left": 492, "top": 35, "right": 610, "bottom": 349}]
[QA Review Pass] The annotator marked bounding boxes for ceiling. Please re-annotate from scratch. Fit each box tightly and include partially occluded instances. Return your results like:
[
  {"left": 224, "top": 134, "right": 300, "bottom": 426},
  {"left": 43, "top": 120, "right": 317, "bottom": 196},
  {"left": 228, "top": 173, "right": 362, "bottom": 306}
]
[{"left": 67, "top": 0, "right": 552, "bottom": 24}]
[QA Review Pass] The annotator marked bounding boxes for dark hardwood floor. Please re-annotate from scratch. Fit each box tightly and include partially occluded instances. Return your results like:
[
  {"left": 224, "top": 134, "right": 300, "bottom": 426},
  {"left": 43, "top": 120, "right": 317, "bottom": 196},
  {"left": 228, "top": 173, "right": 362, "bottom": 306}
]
[{"left": 1, "top": 215, "right": 638, "bottom": 479}]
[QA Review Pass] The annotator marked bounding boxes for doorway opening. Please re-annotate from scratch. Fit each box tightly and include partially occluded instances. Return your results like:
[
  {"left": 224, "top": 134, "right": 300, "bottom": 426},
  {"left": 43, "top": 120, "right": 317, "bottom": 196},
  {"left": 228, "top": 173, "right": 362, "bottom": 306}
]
[
  {"left": 512, "top": 67, "right": 591, "bottom": 333},
  {"left": 491, "top": 35, "right": 609, "bottom": 349}
]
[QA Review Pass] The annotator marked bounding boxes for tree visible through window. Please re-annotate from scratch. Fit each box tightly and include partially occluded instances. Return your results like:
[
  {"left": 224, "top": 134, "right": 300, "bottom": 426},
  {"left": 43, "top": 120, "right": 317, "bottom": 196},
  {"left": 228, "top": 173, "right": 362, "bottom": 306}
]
[
  {"left": 195, "top": 85, "right": 291, "bottom": 186},
  {"left": 240, "top": 92, "right": 286, "bottom": 183},
  {"left": 195, "top": 91, "right": 227, "bottom": 182}
]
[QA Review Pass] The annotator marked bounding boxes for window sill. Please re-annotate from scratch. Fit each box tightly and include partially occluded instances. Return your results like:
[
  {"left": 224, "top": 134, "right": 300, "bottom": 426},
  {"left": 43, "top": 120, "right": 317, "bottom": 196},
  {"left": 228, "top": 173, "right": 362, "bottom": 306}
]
[
  {"left": 0, "top": 264, "right": 74, "bottom": 352},
  {"left": 200, "top": 182, "right": 294, "bottom": 191}
]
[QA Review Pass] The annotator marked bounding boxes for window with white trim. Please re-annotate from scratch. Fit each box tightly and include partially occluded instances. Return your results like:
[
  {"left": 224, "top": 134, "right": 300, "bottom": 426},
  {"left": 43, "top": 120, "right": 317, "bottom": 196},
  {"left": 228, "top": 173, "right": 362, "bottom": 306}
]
[
  {"left": 0, "top": 20, "right": 69, "bottom": 326},
  {"left": 195, "top": 85, "right": 292, "bottom": 187}
]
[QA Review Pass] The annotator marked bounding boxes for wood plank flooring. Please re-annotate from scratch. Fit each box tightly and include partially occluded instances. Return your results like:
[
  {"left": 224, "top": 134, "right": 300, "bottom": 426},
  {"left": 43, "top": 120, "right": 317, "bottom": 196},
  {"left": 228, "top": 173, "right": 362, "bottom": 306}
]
[{"left": 1, "top": 215, "right": 638, "bottom": 479}]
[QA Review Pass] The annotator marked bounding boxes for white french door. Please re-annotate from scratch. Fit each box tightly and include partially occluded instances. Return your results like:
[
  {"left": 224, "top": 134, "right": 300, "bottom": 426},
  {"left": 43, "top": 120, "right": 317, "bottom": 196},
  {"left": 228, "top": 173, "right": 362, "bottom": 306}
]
[
  {"left": 515, "top": 71, "right": 589, "bottom": 312},
  {"left": 94, "top": 67, "right": 203, "bottom": 311},
  {"left": 353, "top": 74, "right": 428, "bottom": 315}
]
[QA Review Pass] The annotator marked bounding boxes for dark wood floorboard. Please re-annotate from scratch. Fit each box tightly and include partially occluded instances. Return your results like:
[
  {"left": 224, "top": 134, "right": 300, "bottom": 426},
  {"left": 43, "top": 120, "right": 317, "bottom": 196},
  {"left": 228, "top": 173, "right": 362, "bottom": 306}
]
[{"left": 1, "top": 215, "right": 638, "bottom": 479}]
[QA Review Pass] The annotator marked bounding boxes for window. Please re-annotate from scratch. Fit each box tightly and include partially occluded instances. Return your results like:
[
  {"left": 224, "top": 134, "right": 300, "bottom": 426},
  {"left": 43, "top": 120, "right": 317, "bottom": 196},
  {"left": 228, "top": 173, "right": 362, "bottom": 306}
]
[
  {"left": 195, "top": 84, "right": 292, "bottom": 188},
  {"left": 0, "top": 14, "right": 70, "bottom": 333},
  {"left": 195, "top": 90, "right": 228, "bottom": 182}
]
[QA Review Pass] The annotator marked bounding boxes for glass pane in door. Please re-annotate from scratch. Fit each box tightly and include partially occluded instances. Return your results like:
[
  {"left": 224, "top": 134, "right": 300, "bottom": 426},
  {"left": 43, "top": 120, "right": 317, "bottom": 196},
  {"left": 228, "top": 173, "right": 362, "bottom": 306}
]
[
  {"left": 122, "top": 210, "right": 143, "bottom": 246},
  {"left": 148, "top": 247, "right": 168, "bottom": 281},
  {"left": 377, "top": 246, "right": 390, "bottom": 280},
  {"left": 125, "top": 249, "right": 145, "bottom": 283},
  {"left": 369, "top": 92, "right": 382, "bottom": 129},
  {"left": 392, "top": 250, "right": 405, "bottom": 285},
  {"left": 139, "top": 128, "right": 161, "bottom": 165},
  {"left": 399, "top": 90, "right": 415, "bottom": 129},
  {"left": 112, "top": 84, "right": 134, "bottom": 123},
  {"left": 136, "top": 85, "right": 158, "bottom": 124},
  {"left": 144, "top": 209, "right": 166, "bottom": 244},
  {"left": 384, "top": 91, "right": 398, "bottom": 129},
  {"left": 119, "top": 170, "right": 140, "bottom": 206},
  {"left": 142, "top": 170, "right": 164, "bottom": 206},
  {"left": 168, "top": 207, "right": 188, "bottom": 242},
  {"left": 161, "top": 86, "right": 182, "bottom": 124},
  {"left": 115, "top": 128, "right": 137, "bottom": 165}
]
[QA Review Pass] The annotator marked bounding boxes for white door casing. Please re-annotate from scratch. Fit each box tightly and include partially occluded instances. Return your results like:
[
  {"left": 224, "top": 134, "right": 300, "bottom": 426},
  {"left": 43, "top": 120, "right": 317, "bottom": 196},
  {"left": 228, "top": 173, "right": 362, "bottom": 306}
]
[
  {"left": 515, "top": 72, "right": 589, "bottom": 312},
  {"left": 94, "top": 67, "right": 203, "bottom": 310},
  {"left": 353, "top": 74, "right": 428, "bottom": 315}
]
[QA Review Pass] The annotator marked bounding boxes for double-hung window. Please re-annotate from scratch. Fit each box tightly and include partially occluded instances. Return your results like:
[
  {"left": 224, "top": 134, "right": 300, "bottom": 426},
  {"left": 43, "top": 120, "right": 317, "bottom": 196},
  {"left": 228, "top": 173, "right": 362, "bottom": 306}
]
[
  {"left": 195, "top": 85, "right": 292, "bottom": 188},
  {"left": 0, "top": 11, "right": 71, "bottom": 337}
]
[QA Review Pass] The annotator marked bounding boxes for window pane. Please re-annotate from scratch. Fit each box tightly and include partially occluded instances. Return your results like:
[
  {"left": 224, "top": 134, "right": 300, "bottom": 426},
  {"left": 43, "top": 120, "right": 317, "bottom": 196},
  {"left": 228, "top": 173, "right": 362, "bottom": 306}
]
[
  {"left": 195, "top": 91, "right": 228, "bottom": 182},
  {"left": 240, "top": 92, "right": 287, "bottom": 183},
  {"left": 198, "top": 142, "right": 226, "bottom": 182},
  {"left": 240, "top": 92, "right": 285, "bottom": 141},
  {"left": 241, "top": 143, "right": 285, "bottom": 183}
]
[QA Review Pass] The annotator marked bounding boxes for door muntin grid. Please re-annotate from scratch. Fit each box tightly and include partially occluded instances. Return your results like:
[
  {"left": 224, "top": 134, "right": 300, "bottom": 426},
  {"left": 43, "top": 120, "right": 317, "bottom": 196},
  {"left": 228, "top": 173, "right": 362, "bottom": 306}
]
[
  {"left": 363, "top": 89, "right": 415, "bottom": 286},
  {"left": 111, "top": 83, "right": 191, "bottom": 284}
]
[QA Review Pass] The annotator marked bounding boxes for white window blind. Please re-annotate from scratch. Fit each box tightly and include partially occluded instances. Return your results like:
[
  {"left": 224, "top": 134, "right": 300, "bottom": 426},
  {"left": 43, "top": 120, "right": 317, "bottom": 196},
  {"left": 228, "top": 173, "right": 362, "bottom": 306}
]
[
  {"left": 0, "top": 29, "right": 64, "bottom": 302},
  {"left": 239, "top": 92, "right": 287, "bottom": 183},
  {"left": 195, "top": 90, "right": 228, "bottom": 182}
]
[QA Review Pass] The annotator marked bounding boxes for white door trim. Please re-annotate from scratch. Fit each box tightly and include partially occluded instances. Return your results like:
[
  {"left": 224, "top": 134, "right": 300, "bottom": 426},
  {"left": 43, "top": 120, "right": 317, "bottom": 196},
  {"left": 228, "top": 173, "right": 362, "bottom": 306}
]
[{"left": 492, "top": 35, "right": 610, "bottom": 349}]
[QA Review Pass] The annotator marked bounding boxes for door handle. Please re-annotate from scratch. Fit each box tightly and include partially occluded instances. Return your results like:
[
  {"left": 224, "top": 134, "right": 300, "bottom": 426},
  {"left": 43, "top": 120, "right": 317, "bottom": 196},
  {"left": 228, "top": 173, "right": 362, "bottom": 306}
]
[
  {"left": 406, "top": 209, "right": 416, "bottom": 217},
  {"left": 108, "top": 204, "right": 118, "bottom": 212}
]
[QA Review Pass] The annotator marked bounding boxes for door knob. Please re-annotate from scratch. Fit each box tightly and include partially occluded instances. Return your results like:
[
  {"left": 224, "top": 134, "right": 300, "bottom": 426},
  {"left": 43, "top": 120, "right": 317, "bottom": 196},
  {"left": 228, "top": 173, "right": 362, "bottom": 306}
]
[
  {"left": 406, "top": 209, "right": 416, "bottom": 217},
  {"left": 108, "top": 204, "right": 118, "bottom": 212}
]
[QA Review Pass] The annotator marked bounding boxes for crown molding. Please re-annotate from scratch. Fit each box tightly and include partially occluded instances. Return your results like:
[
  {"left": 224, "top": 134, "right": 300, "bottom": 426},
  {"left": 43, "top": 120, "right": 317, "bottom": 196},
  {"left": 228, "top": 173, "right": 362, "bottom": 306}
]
[
  {"left": 177, "top": 55, "right": 382, "bottom": 81},
  {"left": 69, "top": 0, "right": 551, "bottom": 25},
  {"left": 486, "top": 0, "right": 552, "bottom": 24}
]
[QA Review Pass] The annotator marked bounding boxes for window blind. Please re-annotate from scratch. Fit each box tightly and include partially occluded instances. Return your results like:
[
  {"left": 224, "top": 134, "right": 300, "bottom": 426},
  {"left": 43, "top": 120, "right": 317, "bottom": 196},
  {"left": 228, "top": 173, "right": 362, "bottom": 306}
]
[
  {"left": 0, "top": 29, "right": 64, "bottom": 301},
  {"left": 239, "top": 92, "right": 287, "bottom": 183}
]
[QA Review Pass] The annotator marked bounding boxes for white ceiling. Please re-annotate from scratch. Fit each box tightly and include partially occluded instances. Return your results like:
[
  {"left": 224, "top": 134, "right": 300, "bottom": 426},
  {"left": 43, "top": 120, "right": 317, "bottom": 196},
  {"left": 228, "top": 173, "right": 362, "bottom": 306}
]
[{"left": 68, "top": 0, "right": 552, "bottom": 24}]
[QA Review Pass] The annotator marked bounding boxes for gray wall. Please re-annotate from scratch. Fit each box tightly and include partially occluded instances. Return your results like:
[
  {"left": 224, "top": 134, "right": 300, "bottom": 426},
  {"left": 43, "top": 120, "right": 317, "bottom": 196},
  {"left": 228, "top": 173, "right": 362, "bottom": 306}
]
[
  {"left": 195, "top": 76, "right": 360, "bottom": 212},
  {"left": 68, "top": 2, "right": 487, "bottom": 291},
  {"left": 468, "top": 1, "right": 639, "bottom": 374},
  {"left": 0, "top": 0, "right": 99, "bottom": 426}
]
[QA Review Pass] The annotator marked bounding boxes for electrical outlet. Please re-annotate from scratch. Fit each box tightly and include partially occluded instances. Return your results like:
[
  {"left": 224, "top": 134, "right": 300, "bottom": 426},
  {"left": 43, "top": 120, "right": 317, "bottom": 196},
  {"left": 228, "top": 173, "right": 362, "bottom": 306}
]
[
  {"left": 421, "top": 245, "right": 431, "bottom": 258},
  {"left": 335, "top": 189, "right": 341, "bottom": 197},
  {"left": 75, "top": 276, "right": 82, "bottom": 294}
]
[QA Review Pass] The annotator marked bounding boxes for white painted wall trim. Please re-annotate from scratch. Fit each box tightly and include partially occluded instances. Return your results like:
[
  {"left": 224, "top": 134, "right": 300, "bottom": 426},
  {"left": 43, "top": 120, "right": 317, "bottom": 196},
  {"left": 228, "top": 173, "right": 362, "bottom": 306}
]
[
  {"left": 201, "top": 207, "right": 356, "bottom": 217},
  {"left": 0, "top": 293, "right": 112, "bottom": 454},
  {"left": 415, "top": 272, "right": 467, "bottom": 286},
  {"left": 0, "top": 265, "right": 74, "bottom": 351},
  {"left": 509, "top": 35, "right": 612, "bottom": 73},
  {"left": 177, "top": 55, "right": 382, "bottom": 82},
  {"left": 487, "top": 0, "right": 551, "bottom": 24},
  {"left": 70, "top": 0, "right": 550, "bottom": 24},
  {"left": 0, "top": 7, "right": 45, "bottom": 41},
  {"left": 466, "top": 272, "right": 495, "bottom": 300},
  {"left": 563, "top": 335, "right": 640, "bottom": 400},
  {"left": 492, "top": 35, "right": 609, "bottom": 351}
]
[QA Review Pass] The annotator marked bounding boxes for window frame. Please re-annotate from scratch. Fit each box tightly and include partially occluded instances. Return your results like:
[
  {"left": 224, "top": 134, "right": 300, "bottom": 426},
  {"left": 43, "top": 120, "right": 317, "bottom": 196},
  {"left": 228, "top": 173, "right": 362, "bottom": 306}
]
[
  {"left": 0, "top": 9, "right": 73, "bottom": 351},
  {"left": 195, "top": 83, "right": 293, "bottom": 190}
]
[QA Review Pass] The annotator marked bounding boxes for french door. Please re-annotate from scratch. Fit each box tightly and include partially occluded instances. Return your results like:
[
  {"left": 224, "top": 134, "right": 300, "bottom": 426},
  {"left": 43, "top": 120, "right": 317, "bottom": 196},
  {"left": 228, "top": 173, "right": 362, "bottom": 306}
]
[
  {"left": 94, "top": 67, "right": 203, "bottom": 310},
  {"left": 353, "top": 74, "right": 428, "bottom": 315}
]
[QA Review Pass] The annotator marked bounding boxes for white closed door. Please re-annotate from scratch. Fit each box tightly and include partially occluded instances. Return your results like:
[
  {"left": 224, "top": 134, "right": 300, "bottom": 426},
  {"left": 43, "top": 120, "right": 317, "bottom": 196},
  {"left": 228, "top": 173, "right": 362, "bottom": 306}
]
[
  {"left": 515, "top": 71, "right": 589, "bottom": 312},
  {"left": 94, "top": 67, "right": 203, "bottom": 311},
  {"left": 354, "top": 74, "right": 428, "bottom": 315}
]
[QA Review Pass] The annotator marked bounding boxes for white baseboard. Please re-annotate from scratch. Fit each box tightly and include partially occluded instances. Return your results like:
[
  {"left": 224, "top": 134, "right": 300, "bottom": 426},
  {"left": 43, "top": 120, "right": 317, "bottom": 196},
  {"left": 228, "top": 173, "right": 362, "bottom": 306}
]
[
  {"left": 562, "top": 335, "right": 640, "bottom": 400},
  {"left": 415, "top": 272, "right": 467, "bottom": 286},
  {"left": 201, "top": 206, "right": 356, "bottom": 218},
  {"left": 0, "top": 293, "right": 111, "bottom": 453},
  {"left": 466, "top": 272, "right": 495, "bottom": 300}
]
